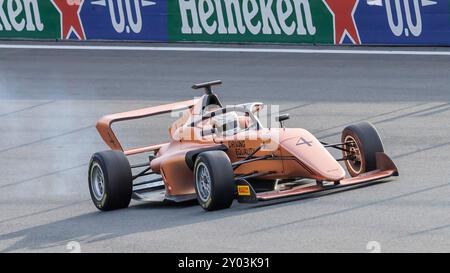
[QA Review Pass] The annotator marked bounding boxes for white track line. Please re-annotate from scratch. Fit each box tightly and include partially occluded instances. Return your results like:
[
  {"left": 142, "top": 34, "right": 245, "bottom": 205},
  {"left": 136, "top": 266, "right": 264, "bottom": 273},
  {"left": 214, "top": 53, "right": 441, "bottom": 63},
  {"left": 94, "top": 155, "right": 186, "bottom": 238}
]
[{"left": 1, "top": 44, "right": 450, "bottom": 56}]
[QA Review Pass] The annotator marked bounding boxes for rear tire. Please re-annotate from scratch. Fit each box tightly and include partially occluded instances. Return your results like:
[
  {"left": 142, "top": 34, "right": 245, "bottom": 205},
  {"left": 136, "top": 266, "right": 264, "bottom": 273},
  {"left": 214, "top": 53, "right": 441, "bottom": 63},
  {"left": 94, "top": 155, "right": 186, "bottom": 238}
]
[
  {"left": 194, "top": 151, "right": 235, "bottom": 211},
  {"left": 88, "top": 150, "right": 132, "bottom": 211},
  {"left": 341, "top": 122, "right": 384, "bottom": 177}
]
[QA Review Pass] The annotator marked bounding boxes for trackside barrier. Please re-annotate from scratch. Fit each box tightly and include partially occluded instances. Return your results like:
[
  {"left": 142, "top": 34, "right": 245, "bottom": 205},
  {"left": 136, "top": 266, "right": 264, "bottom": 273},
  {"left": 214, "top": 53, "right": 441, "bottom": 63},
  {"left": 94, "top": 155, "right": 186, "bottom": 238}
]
[{"left": 0, "top": 0, "right": 449, "bottom": 45}]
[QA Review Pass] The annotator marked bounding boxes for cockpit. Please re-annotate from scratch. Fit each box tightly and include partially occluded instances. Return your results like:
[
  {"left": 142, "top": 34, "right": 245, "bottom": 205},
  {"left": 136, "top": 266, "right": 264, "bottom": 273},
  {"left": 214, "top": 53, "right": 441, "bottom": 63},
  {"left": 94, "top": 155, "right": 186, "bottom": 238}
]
[
  {"left": 203, "top": 104, "right": 263, "bottom": 137},
  {"left": 170, "top": 80, "right": 265, "bottom": 141}
]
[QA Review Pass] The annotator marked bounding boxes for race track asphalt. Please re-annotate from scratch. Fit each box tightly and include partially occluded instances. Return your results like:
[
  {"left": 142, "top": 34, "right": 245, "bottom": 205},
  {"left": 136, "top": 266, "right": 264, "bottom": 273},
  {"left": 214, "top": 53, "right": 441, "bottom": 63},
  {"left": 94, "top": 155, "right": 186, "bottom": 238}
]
[{"left": 0, "top": 42, "right": 449, "bottom": 252}]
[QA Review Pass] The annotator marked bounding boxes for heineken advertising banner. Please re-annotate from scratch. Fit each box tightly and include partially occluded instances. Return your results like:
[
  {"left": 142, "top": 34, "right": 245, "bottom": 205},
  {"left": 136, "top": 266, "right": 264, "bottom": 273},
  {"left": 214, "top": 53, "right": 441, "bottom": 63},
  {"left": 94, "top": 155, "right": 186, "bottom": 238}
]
[{"left": 0, "top": 0, "right": 449, "bottom": 45}]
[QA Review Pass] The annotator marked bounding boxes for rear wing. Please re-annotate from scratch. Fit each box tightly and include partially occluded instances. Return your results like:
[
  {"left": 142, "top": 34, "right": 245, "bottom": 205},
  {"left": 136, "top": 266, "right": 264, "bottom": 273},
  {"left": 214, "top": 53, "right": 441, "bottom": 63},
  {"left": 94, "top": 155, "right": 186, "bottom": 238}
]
[{"left": 96, "top": 98, "right": 199, "bottom": 155}]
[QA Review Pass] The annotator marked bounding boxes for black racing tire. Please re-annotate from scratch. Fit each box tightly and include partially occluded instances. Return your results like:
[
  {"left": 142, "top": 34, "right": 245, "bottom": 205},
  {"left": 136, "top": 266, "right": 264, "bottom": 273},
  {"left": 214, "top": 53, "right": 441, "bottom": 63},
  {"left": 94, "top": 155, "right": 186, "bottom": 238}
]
[
  {"left": 194, "top": 151, "right": 235, "bottom": 211},
  {"left": 88, "top": 150, "right": 132, "bottom": 211},
  {"left": 341, "top": 122, "right": 384, "bottom": 177}
]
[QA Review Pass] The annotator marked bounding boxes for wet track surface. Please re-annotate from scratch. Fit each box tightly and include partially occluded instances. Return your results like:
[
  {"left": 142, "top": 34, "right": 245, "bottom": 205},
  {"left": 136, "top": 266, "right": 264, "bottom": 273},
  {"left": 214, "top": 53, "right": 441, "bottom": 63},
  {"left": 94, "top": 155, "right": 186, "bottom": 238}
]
[{"left": 0, "top": 43, "right": 450, "bottom": 252}]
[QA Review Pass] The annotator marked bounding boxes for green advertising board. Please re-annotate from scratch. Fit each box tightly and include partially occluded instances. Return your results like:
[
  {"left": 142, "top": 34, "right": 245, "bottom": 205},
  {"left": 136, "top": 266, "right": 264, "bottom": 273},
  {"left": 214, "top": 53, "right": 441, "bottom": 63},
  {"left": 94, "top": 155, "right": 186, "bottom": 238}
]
[
  {"left": 0, "top": 0, "right": 59, "bottom": 39},
  {"left": 168, "top": 0, "right": 334, "bottom": 44}
]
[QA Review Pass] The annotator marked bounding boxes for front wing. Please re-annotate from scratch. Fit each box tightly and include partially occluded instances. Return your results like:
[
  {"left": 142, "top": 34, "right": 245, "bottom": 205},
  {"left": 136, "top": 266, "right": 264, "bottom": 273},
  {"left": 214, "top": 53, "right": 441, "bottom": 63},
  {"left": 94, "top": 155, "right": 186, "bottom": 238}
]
[{"left": 237, "top": 152, "right": 399, "bottom": 202}]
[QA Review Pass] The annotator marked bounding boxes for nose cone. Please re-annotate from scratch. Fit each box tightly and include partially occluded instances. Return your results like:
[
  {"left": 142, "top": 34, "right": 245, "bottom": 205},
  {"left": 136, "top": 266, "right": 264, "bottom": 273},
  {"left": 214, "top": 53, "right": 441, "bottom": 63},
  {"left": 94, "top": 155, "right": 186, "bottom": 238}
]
[{"left": 278, "top": 128, "right": 346, "bottom": 181}]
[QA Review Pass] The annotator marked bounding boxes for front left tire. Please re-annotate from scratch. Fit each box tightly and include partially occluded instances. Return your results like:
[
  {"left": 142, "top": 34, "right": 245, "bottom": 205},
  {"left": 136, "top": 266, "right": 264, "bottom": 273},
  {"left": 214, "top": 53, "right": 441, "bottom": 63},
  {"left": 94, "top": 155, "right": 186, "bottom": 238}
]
[{"left": 88, "top": 150, "right": 132, "bottom": 211}]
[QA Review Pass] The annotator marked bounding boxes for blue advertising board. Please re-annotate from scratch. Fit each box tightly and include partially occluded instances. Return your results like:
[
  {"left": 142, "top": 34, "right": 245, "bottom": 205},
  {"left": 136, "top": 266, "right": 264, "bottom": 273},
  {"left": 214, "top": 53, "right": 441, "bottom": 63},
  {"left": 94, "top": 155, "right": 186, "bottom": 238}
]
[
  {"left": 356, "top": 0, "right": 450, "bottom": 45},
  {"left": 81, "top": 0, "right": 167, "bottom": 41}
]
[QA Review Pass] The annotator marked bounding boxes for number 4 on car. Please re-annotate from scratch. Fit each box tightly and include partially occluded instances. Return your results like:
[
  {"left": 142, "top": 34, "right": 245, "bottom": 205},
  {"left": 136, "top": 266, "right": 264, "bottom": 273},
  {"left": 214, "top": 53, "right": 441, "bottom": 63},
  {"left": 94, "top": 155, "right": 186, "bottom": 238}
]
[{"left": 88, "top": 80, "right": 398, "bottom": 212}]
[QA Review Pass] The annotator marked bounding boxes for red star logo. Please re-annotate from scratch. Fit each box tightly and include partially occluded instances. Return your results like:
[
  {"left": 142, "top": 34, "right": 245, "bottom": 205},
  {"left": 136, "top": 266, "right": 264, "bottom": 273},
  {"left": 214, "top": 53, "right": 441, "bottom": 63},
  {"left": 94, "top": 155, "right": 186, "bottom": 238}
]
[
  {"left": 323, "top": 0, "right": 360, "bottom": 45},
  {"left": 52, "top": 0, "right": 86, "bottom": 40}
]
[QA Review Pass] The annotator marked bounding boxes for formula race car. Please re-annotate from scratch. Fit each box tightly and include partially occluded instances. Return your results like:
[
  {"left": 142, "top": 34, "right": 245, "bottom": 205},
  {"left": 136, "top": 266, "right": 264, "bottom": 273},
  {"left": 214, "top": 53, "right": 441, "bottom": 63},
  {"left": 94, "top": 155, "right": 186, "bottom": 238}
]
[{"left": 88, "top": 81, "right": 399, "bottom": 211}]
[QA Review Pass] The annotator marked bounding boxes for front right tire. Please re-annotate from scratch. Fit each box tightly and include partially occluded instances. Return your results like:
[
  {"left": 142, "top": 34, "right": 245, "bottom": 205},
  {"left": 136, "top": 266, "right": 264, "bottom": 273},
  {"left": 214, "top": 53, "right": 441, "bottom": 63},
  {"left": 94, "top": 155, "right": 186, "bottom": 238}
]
[
  {"left": 194, "top": 151, "right": 235, "bottom": 211},
  {"left": 341, "top": 122, "right": 384, "bottom": 177}
]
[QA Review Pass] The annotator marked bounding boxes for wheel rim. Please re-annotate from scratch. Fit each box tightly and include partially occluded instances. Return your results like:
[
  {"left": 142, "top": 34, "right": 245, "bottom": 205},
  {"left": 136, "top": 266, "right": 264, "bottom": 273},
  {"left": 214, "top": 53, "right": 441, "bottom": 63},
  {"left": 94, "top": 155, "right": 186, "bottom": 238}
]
[
  {"left": 195, "top": 162, "right": 212, "bottom": 202},
  {"left": 90, "top": 162, "right": 105, "bottom": 201},
  {"left": 344, "top": 135, "right": 363, "bottom": 174}
]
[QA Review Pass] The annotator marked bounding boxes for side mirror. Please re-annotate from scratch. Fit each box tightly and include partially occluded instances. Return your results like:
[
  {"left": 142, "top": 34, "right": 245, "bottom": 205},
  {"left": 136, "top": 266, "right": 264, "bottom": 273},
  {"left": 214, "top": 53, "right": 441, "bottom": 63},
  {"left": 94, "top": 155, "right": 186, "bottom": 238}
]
[
  {"left": 201, "top": 127, "right": 216, "bottom": 137},
  {"left": 275, "top": 114, "right": 290, "bottom": 128},
  {"left": 276, "top": 114, "right": 290, "bottom": 122}
]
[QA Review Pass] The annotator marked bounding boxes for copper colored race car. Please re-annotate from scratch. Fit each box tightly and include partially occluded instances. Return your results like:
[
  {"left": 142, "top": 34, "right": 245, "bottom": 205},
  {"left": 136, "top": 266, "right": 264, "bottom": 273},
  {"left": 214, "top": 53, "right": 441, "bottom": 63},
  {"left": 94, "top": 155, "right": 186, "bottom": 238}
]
[{"left": 88, "top": 81, "right": 399, "bottom": 211}]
